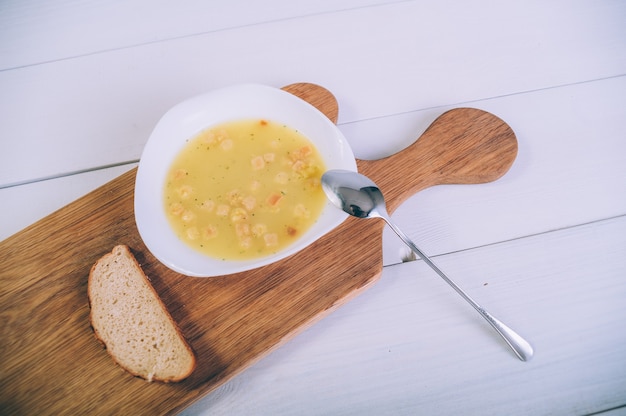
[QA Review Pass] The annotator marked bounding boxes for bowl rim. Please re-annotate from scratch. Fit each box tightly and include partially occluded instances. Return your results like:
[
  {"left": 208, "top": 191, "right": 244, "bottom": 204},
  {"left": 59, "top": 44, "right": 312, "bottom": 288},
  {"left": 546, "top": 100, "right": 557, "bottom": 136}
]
[{"left": 134, "top": 83, "right": 357, "bottom": 277}]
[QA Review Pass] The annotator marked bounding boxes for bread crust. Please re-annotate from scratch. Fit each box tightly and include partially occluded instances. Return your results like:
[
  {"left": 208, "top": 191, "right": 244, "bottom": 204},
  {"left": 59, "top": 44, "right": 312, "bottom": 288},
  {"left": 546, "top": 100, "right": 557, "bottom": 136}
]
[{"left": 87, "top": 245, "right": 196, "bottom": 382}]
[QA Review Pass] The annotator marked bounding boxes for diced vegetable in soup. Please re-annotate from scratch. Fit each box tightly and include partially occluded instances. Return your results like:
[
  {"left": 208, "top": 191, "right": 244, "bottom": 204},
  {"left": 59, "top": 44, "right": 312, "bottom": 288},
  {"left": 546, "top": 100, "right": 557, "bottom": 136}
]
[{"left": 163, "top": 119, "right": 327, "bottom": 260}]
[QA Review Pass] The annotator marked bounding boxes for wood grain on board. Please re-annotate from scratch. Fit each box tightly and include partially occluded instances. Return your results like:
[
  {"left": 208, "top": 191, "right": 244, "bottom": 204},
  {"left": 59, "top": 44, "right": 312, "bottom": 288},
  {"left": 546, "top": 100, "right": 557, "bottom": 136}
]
[{"left": 0, "top": 83, "right": 517, "bottom": 414}]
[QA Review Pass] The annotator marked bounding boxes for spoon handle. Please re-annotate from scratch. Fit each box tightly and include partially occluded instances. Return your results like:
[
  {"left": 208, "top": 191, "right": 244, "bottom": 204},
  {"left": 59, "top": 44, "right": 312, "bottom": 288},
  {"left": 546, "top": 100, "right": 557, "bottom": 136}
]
[{"left": 381, "top": 215, "right": 534, "bottom": 361}]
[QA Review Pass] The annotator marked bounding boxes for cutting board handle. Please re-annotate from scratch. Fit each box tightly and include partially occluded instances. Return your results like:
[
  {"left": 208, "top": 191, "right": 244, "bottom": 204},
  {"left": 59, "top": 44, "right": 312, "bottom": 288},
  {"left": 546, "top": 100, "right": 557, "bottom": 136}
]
[
  {"left": 283, "top": 83, "right": 518, "bottom": 215},
  {"left": 357, "top": 108, "right": 518, "bottom": 213}
]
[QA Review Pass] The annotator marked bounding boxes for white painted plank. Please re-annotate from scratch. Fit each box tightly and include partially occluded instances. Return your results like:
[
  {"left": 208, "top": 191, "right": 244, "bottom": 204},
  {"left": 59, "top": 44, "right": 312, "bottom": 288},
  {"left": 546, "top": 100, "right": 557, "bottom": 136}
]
[
  {"left": 599, "top": 407, "right": 626, "bottom": 416},
  {"left": 0, "top": 0, "right": 397, "bottom": 70},
  {"left": 1, "top": 0, "right": 625, "bottom": 186},
  {"left": 379, "top": 75, "right": 626, "bottom": 264},
  {"left": 182, "top": 215, "right": 626, "bottom": 416},
  {"left": 0, "top": 164, "right": 135, "bottom": 241}
]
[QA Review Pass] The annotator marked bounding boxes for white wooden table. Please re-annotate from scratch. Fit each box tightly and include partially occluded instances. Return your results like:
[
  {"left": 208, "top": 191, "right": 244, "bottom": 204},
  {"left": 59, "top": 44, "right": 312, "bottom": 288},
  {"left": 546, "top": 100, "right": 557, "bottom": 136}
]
[{"left": 2, "top": 1, "right": 625, "bottom": 414}]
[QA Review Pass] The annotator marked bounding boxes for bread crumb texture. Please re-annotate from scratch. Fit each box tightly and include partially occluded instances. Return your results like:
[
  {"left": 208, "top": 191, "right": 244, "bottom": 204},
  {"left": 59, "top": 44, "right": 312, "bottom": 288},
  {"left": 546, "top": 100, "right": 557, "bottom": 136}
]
[{"left": 88, "top": 245, "right": 196, "bottom": 382}]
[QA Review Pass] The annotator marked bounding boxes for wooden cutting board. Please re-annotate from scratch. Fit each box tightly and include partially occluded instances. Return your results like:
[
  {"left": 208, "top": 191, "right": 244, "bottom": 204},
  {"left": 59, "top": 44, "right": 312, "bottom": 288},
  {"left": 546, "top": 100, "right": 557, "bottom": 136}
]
[{"left": 0, "top": 83, "right": 517, "bottom": 415}]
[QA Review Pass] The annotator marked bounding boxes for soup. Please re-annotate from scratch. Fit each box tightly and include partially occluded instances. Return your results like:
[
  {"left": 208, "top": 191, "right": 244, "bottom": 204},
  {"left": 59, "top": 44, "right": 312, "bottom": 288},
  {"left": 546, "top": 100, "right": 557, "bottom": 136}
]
[{"left": 163, "top": 119, "right": 327, "bottom": 260}]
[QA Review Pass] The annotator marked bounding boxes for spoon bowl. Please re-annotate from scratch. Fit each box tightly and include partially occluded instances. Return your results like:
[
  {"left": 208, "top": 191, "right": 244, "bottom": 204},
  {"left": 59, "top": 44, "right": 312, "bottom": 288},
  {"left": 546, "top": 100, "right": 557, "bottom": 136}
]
[
  {"left": 322, "top": 172, "right": 382, "bottom": 219},
  {"left": 321, "top": 169, "right": 534, "bottom": 361}
]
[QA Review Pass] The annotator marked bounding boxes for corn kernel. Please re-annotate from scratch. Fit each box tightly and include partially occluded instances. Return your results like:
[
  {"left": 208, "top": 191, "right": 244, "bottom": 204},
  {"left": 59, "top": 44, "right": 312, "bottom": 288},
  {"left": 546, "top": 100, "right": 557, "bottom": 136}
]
[
  {"left": 242, "top": 195, "right": 256, "bottom": 211},
  {"left": 172, "top": 169, "right": 188, "bottom": 180},
  {"left": 274, "top": 172, "right": 289, "bottom": 184},
  {"left": 177, "top": 185, "right": 193, "bottom": 199},
  {"left": 250, "top": 180, "right": 261, "bottom": 191},
  {"left": 186, "top": 227, "right": 200, "bottom": 240},
  {"left": 181, "top": 210, "right": 195, "bottom": 223},
  {"left": 227, "top": 189, "right": 241, "bottom": 205},
  {"left": 200, "top": 200, "right": 215, "bottom": 211},
  {"left": 252, "top": 223, "right": 267, "bottom": 237},
  {"left": 202, "top": 225, "right": 218, "bottom": 239},
  {"left": 216, "top": 129, "right": 229, "bottom": 142},
  {"left": 220, "top": 139, "right": 234, "bottom": 150},
  {"left": 251, "top": 155, "right": 265, "bottom": 170},
  {"left": 239, "top": 236, "right": 252, "bottom": 249},
  {"left": 216, "top": 204, "right": 230, "bottom": 216},
  {"left": 293, "top": 203, "right": 310, "bottom": 218},
  {"left": 264, "top": 233, "right": 278, "bottom": 247},
  {"left": 169, "top": 202, "right": 184, "bottom": 216},
  {"left": 231, "top": 207, "right": 248, "bottom": 222},
  {"left": 235, "top": 223, "right": 250, "bottom": 237},
  {"left": 201, "top": 130, "right": 216, "bottom": 144},
  {"left": 292, "top": 160, "right": 305, "bottom": 172}
]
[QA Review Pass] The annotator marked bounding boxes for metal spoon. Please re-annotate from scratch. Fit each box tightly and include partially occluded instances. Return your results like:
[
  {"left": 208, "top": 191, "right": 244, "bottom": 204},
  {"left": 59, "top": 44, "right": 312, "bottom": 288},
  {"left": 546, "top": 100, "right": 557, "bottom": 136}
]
[{"left": 321, "top": 169, "right": 534, "bottom": 361}]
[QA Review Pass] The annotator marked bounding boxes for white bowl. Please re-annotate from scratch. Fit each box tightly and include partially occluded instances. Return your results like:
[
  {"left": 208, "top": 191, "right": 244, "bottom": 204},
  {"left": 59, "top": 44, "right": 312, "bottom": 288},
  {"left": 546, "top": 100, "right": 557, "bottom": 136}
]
[{"left": 134, "top": 84, "right": 356, "bottom": 277}]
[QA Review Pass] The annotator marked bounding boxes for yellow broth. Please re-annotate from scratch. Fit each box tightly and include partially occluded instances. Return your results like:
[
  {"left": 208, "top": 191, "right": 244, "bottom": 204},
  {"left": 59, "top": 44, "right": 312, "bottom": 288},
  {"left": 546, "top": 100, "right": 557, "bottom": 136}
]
[{"left": 163, "top": 119, "right": 327, "bottom": 260}]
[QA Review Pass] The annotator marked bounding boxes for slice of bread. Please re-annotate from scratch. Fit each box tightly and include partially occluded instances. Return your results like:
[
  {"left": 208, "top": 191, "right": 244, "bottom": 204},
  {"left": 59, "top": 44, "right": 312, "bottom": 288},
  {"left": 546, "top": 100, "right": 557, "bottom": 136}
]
[{"left": 88, "top": 245, "right": 196, "bottom": 382}]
